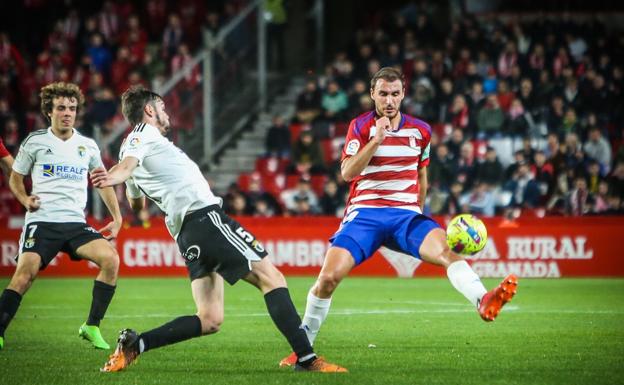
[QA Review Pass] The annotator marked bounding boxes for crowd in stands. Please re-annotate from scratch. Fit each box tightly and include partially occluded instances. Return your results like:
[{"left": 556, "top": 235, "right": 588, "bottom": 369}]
[
  {"left": 0, "top": 0, "right": 249, "bottom": 219},
  {"left": 228, "top": 9, "right": 624, "bottom": 218},
  {"left": 1, "top": 2, "right": 623, "bottom": 221}
]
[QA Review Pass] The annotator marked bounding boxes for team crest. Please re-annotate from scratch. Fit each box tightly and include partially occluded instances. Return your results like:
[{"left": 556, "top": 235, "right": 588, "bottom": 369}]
[
  {"left": 24, "top": 238, "right": 35, "bottom": 248},
  {"left": 409, "top": 135, "right": 417, "bottom": 148},
  {"left": 77, "top": 145, "right": 87, "bottom": 158}
]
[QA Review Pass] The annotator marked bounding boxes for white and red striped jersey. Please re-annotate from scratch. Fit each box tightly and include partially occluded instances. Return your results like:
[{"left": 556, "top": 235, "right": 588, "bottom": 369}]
[{"left": 341, "top": 111, "right": 432, "bottom": 213}]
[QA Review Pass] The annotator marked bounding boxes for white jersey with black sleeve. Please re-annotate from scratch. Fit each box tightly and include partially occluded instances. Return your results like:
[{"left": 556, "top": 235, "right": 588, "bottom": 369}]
[
  {"left": 12, "top": 127, "right": 103, "bottom": 225},
  {"left": 120, "top": 123, "right": 221, "bottom": 239}
]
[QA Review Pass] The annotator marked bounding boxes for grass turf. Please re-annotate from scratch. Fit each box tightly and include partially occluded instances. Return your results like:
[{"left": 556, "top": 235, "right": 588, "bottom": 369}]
[{"left": 0, "top": 277, "right": 622, "bottom": 385}]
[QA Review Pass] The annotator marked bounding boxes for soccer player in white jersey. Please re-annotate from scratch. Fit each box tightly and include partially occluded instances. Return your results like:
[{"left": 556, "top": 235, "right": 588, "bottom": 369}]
[
  {"left": 92, "top": 86, "right": 346, "bottom": 373},
  {"left": 0, "top": 82, "right": 122, "bottom": 350},
  {"left": 279, "top": 67, "right": 518, "bottom": 367}
]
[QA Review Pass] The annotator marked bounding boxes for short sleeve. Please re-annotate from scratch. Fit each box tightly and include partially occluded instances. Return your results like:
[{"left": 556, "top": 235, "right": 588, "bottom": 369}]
[
  {"left": 12, "top": 140, "right": 35, "bottom": 175},
  {"left": 341, "top": 119, "right": 368, "bottom": 161},
  {"left": 419, "top": 142, "right": 431, "bottom": 169},
  {"left": 125, "top": 177, "right": 144, "bottom": 199},
  {"left": 88, "top": 143, "right": 104, "bottom": 171}
]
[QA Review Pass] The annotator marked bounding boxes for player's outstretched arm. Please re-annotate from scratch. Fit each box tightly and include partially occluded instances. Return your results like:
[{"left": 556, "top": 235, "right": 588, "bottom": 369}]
[
  {"left": 95, "top": 186, "right": 123, "bottom": 240},
  {"left": 91, "top": 157, "right": 139, "bottom": 188},
  {"left": 9, "top": 171, "right": 40, "bottom": 212}
]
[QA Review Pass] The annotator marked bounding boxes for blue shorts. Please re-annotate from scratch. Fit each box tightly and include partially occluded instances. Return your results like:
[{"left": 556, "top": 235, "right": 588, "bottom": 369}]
[{"left": 330, "top": 208, "right": 441, "bottom": 265}]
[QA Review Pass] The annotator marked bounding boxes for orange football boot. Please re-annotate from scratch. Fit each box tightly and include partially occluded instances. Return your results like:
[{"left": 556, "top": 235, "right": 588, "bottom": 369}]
[
  {"left": 479, "top": 274, "right": 518, "bottom": 321},
  {"left": 295, "top": 357, "right": 348, "bottom": 373},
  {"left": 279, "top": 352, "right": 297, "bottom": 367},
  {"left": 100, "top": 329, "right": 140, "bottom": 372}
]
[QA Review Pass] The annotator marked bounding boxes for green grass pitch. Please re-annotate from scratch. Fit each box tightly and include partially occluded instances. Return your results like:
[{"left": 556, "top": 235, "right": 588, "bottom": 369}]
[{"left": 0, "top": 277, "right": 622, "bottom": 385}]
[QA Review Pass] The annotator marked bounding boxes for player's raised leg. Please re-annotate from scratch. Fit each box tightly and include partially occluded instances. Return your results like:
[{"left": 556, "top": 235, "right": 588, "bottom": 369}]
[
  {"left": 101, "top": 273, "right": 222, "bottom": 372},
  {"left": 244, "top": 257, "right": 347, "bottom": 372},
  {"left": 418, "top": 227, "right": 517, "bottom": 321},
  {"left": 0, "top": 252, "right": 41, "bottom": 349},
  {"left": 75, "top": 238, "right": 120, "bottom": 349},
  {"left": 279, "top": 246, "right": 355, "bottom": 367}
]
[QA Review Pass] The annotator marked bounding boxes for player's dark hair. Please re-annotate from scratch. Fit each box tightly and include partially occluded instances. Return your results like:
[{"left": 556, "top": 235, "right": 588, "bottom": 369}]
[
  {"left": 370, "top": 67, "right": 405, "bottom": 91},
  {"left": 40, "top": 82, "right": 85, "bottom": 123},
  {"left": 121, "top": 85, "right": 163, "bottom": 127}
]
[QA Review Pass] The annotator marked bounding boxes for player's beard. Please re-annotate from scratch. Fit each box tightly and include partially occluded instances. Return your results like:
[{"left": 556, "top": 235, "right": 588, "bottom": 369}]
[
  {"left": 376, "top": 105, "right": 399, "bottom": 120},
  {"left": 156, "top": 113, "right": 170, "bottom": 135}
]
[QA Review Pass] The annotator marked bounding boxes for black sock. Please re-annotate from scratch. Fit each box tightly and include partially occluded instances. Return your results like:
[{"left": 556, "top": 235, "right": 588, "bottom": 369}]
[
  {"left": 138, "top": 315, "right": 202, "bottom": 353},
  {"left": 264, "top": 287, "right": 315, "bottom": 365},
  {"left": 0, "top": 289, "right": 22, "bottom": 337},
  {"left": 86, "top": 280, "right": 116, "bottom": 326}
]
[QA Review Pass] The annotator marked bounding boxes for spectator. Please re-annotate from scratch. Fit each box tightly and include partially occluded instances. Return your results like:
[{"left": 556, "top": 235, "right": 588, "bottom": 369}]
[
  {"left": 319, "top": 179, "right": 343, "bottom": 216},
  {"left": 476, "top": 147, "right": 504, "bottom": 186},
  {"left": 477, "top": 94, "right": 505, "bottom": 138},
  {"left": 280, "top": 177, "right": 319, "bottom": 214},
  {"left": 440, "top": 181, "right": 465, "bottom": 216},
  {"left": 532, "top": 150, "right": 555, "bottom": 203},
  {"left": 321, "top": 80, "right": 349, "bottom": 121},
  {"left": 86, "top": 33, "right": 112, "bottom": 76},
  {"left": 583, "top": 127, "right": 612, "bottom": 174},
  {"left": 504, "top": 162, "right": 541, "bottom": 208},
  {"left": 265, "top": 115, "right": 291, "bottom": 158},
  {"left": 246, "top": 177, "right": 281, "bottom": 216},
  {"left": 565, "top": 176, "right": 593, "bottom": 216},
  {"left": 461, "top": 181, "right": 496, "bottom": 217},
  {"left": 289, "top": 130, "right": 325, "bottom": 175},
  {"left": 162, "top": 14, "right": 183, "bottom": 59},
  {"left": 295, "top": 79, "right": 322, "bottom": 123}
]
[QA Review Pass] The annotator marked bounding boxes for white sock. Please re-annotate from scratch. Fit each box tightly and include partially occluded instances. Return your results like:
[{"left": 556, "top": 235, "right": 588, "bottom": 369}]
[
  {"left": 301, "top": 291, "right": 332, "bottom": 346},
  {"left": 446, "top": 260, "right": 487, "bottom": 307}
]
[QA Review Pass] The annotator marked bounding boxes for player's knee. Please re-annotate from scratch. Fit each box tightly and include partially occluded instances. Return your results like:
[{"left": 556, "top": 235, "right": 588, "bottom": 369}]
[
  {"left": 316, "top": 271, "right": 342, "bottom": 296},
  {"left": 9, "top": 270, "right": 37, "bottom": 294},
  {"left": 197, "top": 312, "right": 223, "bottom": 335},
  {"left": 100, "top": 248, "right": 120, "bottom": 274}
]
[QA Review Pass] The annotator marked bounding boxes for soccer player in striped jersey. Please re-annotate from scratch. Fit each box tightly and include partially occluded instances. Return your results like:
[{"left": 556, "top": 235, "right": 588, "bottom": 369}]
[
  {"left": 0, "top": 82, "right": 122, "bottom": 351},
  {"left": 279, "top": 67, "right": 518, "bottom": 367},
  {"left": 92, "top": 86, "right": 345, "bottom": 373}
]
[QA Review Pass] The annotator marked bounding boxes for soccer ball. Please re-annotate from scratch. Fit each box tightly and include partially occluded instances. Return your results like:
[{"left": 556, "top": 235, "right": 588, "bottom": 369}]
[{"left": 446, "top": 214, "right": 488, "bottom": 255}]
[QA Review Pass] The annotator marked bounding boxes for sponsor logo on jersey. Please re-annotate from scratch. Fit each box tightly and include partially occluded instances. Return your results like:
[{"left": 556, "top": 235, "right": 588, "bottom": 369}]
[
  {"left": 345, "top": 139, "right": 360, "bottom": 155},
  {"left": 183, "top": 245, "right": 201, "bottom": 261},
  {"left": 43, "top": 164, "right": 55, "bottom": 177},
  {"left": 77, "top": 145, "right": 87, "bottom": 158},
  {"left": 42, "top": 164, "right": 88, "bottom": 180}
]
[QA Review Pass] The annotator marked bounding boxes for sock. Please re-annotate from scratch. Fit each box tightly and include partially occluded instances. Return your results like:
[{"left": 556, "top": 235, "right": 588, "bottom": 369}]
[
  {"left": 264, "top": 287, "right": 315, "bottom": 364},
  {"left": 86, "top": 280, "right": 116, "bottom": 326},
  {"left": 0, "top": 289, "right": 22, "bottom": 337},
  {"left": 446, "top": 260, "right": 488, "bottom": 307},
  {"left": 138, "top": 315, "right": 201, "bottom": 353},
  {"left": 301, "top": 291, "right": 332, "bottom": 346}
]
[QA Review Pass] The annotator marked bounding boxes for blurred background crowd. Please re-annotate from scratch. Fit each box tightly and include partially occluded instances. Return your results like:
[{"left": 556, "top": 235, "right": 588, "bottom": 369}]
[{"left": 1, "top": 0, "right": 623, "bottom": 223}]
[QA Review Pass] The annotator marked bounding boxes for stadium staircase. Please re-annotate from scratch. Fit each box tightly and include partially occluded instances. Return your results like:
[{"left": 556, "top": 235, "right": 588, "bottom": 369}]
[{"left": 206, "top": 77, "right": 306, "bottom": 194}]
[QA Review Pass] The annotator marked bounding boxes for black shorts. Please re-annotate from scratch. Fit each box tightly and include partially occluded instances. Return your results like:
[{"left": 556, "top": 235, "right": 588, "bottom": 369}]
[
  {"left": 177, "top": 205, "right": 268, "bottom": 285},
  {"left": 18, "top": 222, "right": 104, "bottom": 269}
]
